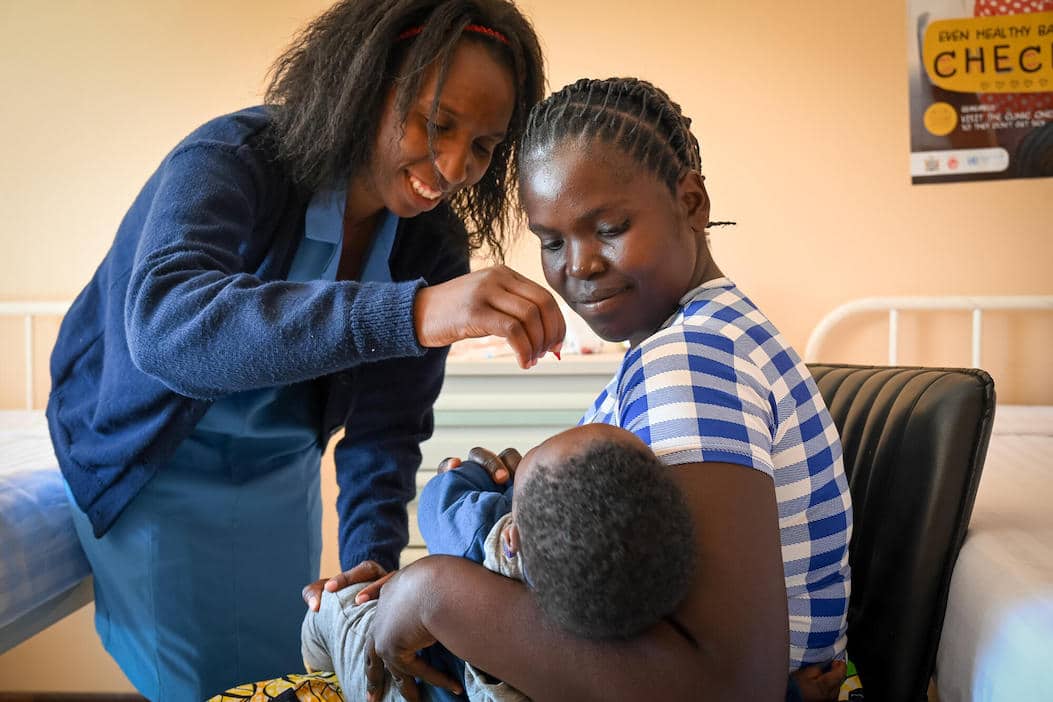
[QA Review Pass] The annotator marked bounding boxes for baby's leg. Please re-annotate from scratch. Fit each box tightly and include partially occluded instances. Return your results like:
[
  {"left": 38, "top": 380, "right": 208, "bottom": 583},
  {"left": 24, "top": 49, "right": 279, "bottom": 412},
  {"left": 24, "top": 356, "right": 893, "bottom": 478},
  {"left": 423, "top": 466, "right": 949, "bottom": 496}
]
[{"left": 301, "top": 585, "right": 402, "bottom": 701}]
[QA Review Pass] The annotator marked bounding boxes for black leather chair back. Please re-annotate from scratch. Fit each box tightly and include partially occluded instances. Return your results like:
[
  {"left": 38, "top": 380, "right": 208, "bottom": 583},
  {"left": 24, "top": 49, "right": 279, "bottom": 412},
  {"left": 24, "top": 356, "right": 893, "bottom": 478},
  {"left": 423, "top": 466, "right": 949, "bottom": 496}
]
[{"left": 807, "top": 364, "right": 995, "bottom": 702}]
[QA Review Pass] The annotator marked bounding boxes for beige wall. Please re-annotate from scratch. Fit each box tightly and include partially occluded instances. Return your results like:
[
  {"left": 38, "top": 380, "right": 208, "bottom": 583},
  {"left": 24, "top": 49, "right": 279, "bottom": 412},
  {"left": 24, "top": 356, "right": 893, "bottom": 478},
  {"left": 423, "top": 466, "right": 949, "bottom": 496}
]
[
  {"left": 2, "top": 0, "right": 1050, "bottom": 409},
  {"left": 1, "top": 0, "right": 1050, "bottom": 693}
]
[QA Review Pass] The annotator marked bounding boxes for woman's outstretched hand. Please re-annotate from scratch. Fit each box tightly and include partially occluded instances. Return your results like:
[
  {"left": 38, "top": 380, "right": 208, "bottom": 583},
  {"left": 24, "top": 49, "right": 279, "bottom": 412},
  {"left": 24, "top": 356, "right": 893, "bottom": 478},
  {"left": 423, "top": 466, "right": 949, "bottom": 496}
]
[{"left": 414, "top": 265, "right": 565, "bottom": 370}]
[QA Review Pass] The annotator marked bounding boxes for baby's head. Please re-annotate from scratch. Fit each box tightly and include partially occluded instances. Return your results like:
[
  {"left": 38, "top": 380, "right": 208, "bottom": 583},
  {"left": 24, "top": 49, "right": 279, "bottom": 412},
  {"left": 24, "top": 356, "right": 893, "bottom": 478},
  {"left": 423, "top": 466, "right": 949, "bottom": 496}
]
[{"left": 506, "top": 423, "right": 695, "bottom": 639}]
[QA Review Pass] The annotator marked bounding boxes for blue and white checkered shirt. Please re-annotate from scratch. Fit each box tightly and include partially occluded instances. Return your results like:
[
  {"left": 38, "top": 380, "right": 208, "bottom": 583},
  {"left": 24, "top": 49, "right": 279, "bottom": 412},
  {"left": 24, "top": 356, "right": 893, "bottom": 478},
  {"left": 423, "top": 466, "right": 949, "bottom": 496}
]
[{"left": 581, "top": 278, "right": 851, "bottom": 669}]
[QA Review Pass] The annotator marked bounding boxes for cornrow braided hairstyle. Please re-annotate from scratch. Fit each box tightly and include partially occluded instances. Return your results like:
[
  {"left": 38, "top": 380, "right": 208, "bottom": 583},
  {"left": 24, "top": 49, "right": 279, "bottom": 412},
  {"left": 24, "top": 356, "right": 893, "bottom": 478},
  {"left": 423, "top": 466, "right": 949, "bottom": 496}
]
[
  {"left": 265, "top": 0, "right": 545, "bottom": 258},
  {"left": 521, "top": 77, "right": 734, "bottom": 229}
]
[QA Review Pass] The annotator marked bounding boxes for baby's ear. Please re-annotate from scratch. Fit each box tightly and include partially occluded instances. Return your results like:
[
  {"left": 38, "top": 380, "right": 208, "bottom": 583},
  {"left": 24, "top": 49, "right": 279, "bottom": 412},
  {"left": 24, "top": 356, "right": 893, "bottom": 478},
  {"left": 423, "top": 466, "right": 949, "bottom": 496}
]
[
  {"left": 677, "top": 171, "right": 711, "bottom": 231},
  {"left": 505, "top": 522, "right": 522, "bottom": 555}
]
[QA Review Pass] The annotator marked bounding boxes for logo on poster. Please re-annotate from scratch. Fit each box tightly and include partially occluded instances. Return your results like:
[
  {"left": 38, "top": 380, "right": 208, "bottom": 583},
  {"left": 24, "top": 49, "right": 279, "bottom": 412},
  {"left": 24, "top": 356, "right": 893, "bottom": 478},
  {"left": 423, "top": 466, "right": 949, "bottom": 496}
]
[
  {"left": 910, "top": 148, "right": 1010, "bottom": 176},
  {"left": 924, "top": 102, "right": 959, "bottom": 135}
]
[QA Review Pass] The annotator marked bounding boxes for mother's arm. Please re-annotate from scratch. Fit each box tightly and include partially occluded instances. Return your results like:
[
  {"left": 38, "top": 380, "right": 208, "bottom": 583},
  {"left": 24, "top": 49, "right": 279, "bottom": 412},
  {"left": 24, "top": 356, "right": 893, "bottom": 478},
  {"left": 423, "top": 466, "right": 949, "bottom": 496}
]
[{"left": 373, "top": 460, "right": 789, "bottom": 702}]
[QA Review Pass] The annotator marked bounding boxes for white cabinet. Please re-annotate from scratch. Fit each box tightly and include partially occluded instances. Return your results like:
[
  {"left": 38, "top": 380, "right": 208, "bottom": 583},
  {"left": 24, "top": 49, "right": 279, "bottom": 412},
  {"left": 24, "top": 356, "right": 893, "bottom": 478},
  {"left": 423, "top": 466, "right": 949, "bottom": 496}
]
[{"left": 403, "top": 353, "right": 621, "bottom": 563}]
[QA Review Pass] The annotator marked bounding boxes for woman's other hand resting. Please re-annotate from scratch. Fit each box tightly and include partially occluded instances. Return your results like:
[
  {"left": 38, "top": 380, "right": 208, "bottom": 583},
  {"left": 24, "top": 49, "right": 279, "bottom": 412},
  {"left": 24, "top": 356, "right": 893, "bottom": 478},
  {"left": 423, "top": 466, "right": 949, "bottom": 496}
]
[{"left": 302, "top": 560, "right": 388, "bottom": 613}]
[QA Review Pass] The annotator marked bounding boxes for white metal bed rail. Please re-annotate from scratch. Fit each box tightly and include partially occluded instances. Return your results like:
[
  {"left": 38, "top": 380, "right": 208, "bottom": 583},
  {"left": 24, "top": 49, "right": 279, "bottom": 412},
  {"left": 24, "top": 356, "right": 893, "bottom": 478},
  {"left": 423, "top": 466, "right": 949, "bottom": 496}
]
[
  {"left": 0, "top": 301, "right": 71, "bottom": 410},
  {"left": 804, "top": 295, "right": 1053, "bottom": 367}
]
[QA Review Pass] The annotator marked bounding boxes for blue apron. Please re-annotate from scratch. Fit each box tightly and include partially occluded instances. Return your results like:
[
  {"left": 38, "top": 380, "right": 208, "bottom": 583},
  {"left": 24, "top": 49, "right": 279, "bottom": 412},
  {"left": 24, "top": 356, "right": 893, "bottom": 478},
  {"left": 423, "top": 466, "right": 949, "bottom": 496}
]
[{"left": 68, "top": 188, "right": 399, "bottom": 701}]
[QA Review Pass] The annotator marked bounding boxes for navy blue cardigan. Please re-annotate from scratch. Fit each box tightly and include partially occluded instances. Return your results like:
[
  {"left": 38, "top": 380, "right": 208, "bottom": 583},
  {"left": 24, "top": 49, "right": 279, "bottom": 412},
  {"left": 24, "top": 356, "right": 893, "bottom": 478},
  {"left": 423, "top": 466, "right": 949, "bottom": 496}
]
[{"left": 47, "top": 108, "right": 470, "bottom": 572}]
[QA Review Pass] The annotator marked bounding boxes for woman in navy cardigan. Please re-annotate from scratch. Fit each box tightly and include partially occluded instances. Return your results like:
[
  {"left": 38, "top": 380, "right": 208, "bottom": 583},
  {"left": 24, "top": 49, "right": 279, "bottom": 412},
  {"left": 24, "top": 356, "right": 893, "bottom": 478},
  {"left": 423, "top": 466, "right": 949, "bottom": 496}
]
[{"left": 46, "top": 1, "right": 561, "bottom": 699}]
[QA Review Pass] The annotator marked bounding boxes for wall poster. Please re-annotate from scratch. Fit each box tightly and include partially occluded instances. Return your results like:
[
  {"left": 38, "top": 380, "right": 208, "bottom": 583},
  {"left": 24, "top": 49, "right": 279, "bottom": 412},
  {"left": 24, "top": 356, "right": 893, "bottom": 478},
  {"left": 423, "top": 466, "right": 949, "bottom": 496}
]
[{"left": 908, "top": 1, "right": 1053, "bottom": 182}]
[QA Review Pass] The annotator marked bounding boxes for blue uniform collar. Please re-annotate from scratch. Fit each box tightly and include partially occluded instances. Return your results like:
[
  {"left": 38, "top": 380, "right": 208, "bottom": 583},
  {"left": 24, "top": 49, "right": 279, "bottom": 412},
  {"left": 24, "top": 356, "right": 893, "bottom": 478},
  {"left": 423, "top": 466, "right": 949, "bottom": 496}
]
[
  {"left": 304, "top": 184, "right": 398, "bottom": 283},
  {"left": 305, "top": 186, "right": 346, "bottom": 245}
]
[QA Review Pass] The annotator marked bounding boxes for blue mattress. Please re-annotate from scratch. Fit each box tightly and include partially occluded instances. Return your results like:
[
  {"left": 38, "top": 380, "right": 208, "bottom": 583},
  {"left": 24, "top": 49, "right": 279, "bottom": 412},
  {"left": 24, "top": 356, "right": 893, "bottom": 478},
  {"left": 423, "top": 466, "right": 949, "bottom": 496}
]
[{"left": 0, "top": 411, "right": 91, "bottom": 652}]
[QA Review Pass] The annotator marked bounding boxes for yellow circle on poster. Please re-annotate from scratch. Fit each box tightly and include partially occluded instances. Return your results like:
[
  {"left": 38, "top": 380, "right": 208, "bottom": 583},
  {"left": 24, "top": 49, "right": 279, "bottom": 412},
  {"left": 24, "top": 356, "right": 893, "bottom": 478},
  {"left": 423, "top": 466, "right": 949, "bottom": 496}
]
[{"left": 924, "top": 102, "right": 958, "bottom": 137}]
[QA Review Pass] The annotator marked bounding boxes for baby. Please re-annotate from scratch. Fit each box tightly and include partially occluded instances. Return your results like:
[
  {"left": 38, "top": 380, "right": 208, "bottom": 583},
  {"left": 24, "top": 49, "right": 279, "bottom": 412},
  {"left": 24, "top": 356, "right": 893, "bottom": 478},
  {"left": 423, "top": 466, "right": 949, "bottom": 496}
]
[{"left": 300, "top": 423, "right": 696, "bottom": 701}]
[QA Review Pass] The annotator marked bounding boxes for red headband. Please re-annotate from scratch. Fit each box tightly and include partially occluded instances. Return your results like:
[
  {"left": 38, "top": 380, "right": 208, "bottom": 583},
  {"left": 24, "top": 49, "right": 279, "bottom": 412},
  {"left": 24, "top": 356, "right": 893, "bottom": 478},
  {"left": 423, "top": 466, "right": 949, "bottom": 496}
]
[{"left": 398, "top": 24, "right": 510, "bottom": 45}]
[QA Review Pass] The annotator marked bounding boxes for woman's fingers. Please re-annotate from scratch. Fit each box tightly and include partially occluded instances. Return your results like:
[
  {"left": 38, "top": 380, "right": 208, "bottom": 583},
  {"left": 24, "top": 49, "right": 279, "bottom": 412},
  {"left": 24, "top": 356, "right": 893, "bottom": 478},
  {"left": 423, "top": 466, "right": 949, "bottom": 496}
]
[
  {"left": 390, "top": 671, "right": 420, "bottom": 702},
  {"left": 367, "top": 562, "right": 464, "bottom": 700},
  {"left": 790, "top": 660, "right": 846, "bottom": 702},
  {"left": 499, "top": 269, "right": 567, "bottom": 356},
  {"left": 306, "top": 560, "right": 389, "bottom": 610},
  {"left": 324, "top": 560, "right": 387, "bottom": 593},
  {"left": 815, "top": 661, "right": 847, "bottom": 700},
  {"left": 381, "top": 652, "right": 462, "bottom": 701},
  {"left": 486, "top": 270, "right": 565, "bottom": 364},
  {"left": 301, "top": 579, "right": 326, "bottom": 612},
  {"left": 486, "top": 289, "right": 549, "bottom": 366},
  {"left": 390, "top": 657, "right": 464, "bottom": 700},
  {"left": 354, "top": 571, "right": 396, "bottom": 604},
  {"left": 487, "top": 310, "right": 538, "bottom": 369},
  {"left": 364, "top": 640, "right": 388, "bottom": 702}
]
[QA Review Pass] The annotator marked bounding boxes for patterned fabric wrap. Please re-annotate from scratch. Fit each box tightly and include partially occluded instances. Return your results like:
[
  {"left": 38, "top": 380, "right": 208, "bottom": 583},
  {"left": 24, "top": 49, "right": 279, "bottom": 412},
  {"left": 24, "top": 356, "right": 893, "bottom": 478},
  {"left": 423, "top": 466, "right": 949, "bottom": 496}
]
[
  {"left": 840, "top": 659, "right": 864, "bottom": 700},
  {"left": 207, "top": 672, "right": 343, "bottom": 702}
]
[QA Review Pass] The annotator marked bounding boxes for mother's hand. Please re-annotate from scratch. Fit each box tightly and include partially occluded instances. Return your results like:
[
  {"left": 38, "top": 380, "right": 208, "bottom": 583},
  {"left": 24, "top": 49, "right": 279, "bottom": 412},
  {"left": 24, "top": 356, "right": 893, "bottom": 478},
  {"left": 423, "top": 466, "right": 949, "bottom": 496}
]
[
  {"left": 301, "top": 559, "right": 388, "bottom": 612},
  {"left": 369, "top": 560, "right": 464, "bottom": 701},
  {"left": 414, "top": 265, "right": 565, "bottom": 370}
]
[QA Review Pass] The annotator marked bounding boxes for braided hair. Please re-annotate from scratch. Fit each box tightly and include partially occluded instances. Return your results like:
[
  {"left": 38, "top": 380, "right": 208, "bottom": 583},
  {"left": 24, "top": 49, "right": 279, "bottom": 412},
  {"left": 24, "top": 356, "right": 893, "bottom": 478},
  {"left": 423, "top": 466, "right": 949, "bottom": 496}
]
[
  {"left": 265, "top": 0, "right": 545, "bottom": 257},
  {"left": 520, "top": 77, "right": 734, "bottom": 228}
]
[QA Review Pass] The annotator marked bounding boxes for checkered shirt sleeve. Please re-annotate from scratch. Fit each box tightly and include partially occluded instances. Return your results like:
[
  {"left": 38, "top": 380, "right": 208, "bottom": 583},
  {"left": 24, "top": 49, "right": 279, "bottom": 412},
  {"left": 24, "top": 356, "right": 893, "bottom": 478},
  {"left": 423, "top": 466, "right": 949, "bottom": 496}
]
[{"left": 580, "top": 282, "right": 852, "bottom": 669}]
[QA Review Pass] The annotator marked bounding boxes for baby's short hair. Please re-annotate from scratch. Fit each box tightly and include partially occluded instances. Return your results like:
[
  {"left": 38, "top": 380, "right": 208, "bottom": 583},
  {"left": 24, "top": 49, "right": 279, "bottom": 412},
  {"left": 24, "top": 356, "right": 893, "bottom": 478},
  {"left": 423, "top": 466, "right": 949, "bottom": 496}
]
[{"left": 515, "top": 438, "right": 695, "bottom": 639}]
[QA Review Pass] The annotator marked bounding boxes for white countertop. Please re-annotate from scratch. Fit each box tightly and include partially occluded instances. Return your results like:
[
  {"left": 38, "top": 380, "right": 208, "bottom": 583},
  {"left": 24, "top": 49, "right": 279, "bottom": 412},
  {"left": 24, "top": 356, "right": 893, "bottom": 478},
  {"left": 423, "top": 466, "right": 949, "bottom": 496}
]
[{"left": 445, "top": 351, "right": 624, "bottom": 376}]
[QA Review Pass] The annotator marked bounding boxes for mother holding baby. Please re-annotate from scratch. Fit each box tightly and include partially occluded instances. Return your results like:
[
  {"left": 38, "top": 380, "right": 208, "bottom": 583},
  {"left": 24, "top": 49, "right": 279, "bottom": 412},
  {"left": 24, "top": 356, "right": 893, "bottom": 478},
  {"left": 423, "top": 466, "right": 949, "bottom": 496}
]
[{"left": 319, "top": 78, "right": 854, "bottom": 702}]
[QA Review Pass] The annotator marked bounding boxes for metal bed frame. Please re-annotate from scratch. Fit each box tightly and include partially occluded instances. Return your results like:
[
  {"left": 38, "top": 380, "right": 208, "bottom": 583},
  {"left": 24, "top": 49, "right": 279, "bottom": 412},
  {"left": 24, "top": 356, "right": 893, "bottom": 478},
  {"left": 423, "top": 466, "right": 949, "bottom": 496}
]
[
  {"left": 0, "top": 300, "right": 90, "bottom": 654},
  {"left": 804, "top": 295, "right": 1053, "bottom": 367},
  {"left": 0, "top": 301, "right": 70, "bottom": 410}
]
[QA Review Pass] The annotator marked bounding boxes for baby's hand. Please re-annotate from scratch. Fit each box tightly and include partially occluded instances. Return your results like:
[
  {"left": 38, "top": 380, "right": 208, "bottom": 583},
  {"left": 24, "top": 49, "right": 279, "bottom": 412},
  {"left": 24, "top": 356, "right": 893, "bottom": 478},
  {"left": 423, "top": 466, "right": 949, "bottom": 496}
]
[
  {"left": 436, "top": 457, "right": 463, "bottom": 474},
  {"left": 468, "top": 446, "right": 521, "bottom": 485},
  {"left": 436, "top": 447, "right": 522, "bottom": 485}
]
